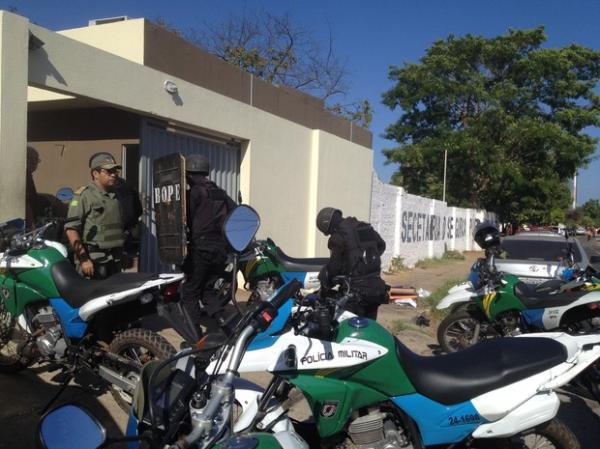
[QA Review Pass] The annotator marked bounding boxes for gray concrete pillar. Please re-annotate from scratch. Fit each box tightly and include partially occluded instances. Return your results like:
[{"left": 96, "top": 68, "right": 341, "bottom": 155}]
[{"left": 0, "top": 11, "right": 28, "bottom": 223}]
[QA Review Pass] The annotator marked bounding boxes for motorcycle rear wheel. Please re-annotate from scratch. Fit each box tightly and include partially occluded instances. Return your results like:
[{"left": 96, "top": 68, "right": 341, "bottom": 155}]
[
  {"left": 107, "top": 328, "right": 176, "bottom": 412},
  {"left": 0, "top": 304, "right": 27, "bottom": 373},
  {"left": 475, "top": 418, "right": 580, "bottom": 449},
  {"left": 437, "top": 309, "right": 499, "bottom": 353}
]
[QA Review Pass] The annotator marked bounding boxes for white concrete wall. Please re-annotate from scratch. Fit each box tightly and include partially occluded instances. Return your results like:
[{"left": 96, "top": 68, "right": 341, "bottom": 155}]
[
  {"left": 370, "top": 174, "right": 497, "bottom": 269},
  {"left": 0, "top": 13, "right": 373, "bottom": 257},
  {"left": 0, "top": 12, "right": 28, "bottom": 223}
]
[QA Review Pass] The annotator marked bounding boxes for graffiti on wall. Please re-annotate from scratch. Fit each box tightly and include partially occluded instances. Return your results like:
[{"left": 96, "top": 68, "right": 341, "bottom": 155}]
[{"left": 400, "top": 211, "right": 480, "bottom": 243}]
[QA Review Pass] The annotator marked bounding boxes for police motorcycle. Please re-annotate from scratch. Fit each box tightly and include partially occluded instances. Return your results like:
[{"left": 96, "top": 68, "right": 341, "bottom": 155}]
[
  {"left": 0, "top": 218, "right": 194, "bottom": 412},
  {"left": 436, "top": 223, "right": 600, "bottom": 352},
  {"left": 110, "top": 208, "right": 600, "bottom": 449},
  {"left": 37, "top": 205, "right": 306, "bottom": 449},
  {"left": 40, "top": 307, "right": 600, "bottom": 449},
  {"left": 436, "top": 223, "right": 600, "bottom": 406},
  {"left": 238, "top": 237, "right": 327, "bottom": 304}
]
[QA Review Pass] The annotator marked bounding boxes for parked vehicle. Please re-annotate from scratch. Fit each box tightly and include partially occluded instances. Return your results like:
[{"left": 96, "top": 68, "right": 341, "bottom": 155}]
[
  {"left": 44, "top": 299, "right": 600, "bottom": 449},
  {"left": 129, "top": 208, "right": 600, "bottom": 448},
  {"left": 239, "top": 237, "right": 327, "bottom": 303},
  {"left": 437, "top": 223, "right": 600, "bottom": 405},
  {"left": 0, "top": 219, "right": 186, "bottom": 411},
  {"left": 496, "top": 232, "right": 592, "bottom": 284}
]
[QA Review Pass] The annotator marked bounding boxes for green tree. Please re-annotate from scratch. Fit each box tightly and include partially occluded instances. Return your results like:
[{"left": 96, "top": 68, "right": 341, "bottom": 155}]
[
  {"left": 582, "top": 199, "right": 600, "bottom": 223},
  {"left": 383, "top": 28, "right": 600, "bottom": 223}
]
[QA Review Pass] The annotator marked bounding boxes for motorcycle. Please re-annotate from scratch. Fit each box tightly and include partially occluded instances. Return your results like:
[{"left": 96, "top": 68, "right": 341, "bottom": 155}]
[
  {"left": 37, "top": 205, "right": 302, "bottom": 449},
  {"left": 436, "top": 246, "right": 600, "bottom": 354},
  {"left": 0, "top": 219, "right": 192, "bottom": 411},
  {"left": 436, "top": 230, "right": 600, "bottom": 406},
  {"left": 130, "top": 207, "right": 600, "bottom": 449},
  {"left": 239, "top": 238, "right": 328, "bottom": 303}
]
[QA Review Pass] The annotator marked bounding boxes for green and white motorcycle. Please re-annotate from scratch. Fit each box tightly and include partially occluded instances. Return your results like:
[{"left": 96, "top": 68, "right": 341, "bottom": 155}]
[
  {"left": 39, "top": 205, "right": 600, "bottom": 449},
  {"left": 0, "top": 219, "right": 188, "bottom": 411}
]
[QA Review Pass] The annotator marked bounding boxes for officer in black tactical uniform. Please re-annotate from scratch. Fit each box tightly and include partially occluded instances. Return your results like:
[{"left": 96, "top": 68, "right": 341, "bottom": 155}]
[
  {"left": 182, "top": 154, "right": 237, "bottom": 333},
  {"left": 317, "top": 207, "right": 388, "bottom": 320},
  {"left": 65, "top": 153, "right": 125, "bottom": 279}
]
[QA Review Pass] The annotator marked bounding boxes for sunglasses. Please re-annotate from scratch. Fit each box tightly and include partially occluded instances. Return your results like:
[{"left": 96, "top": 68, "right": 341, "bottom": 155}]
[{"left": 100, "top": 168, "right": 120, "bottom": 175}]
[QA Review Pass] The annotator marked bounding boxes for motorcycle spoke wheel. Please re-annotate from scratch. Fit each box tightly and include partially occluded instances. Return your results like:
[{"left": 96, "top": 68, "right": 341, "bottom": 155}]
[
  {"left": 437, "top": 310, "right": 497, "bottom": 353},
  {"left": 107, "top": 328, "right": 175, "bottom": 413}
]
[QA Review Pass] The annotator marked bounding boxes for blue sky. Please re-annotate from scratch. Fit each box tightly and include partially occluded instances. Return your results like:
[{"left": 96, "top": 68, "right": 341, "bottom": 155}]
[{"left": 6, "top": 0, "right": 600, "bottom": 204}]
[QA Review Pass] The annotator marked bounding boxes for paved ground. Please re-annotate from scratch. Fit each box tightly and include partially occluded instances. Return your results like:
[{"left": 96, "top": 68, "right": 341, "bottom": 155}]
[{"left": 1, "top": 242, "right": 600, "bottom": 448}]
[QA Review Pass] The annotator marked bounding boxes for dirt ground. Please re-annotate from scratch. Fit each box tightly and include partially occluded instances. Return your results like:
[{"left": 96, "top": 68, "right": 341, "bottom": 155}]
[
  {"left": 2, "top": 249, "right": 600, "bottom": 449},
  {"left": 378, "top": 251, "right": 481, "bottom": 355}
]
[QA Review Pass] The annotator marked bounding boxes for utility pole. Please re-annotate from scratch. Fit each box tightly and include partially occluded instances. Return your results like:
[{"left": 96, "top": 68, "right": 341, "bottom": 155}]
[
  {"left": 572, "top": 171, "right": 578, "bottom": 210},
  {"left": 442, "top": 147, "right": 448, "bottom": 203}
]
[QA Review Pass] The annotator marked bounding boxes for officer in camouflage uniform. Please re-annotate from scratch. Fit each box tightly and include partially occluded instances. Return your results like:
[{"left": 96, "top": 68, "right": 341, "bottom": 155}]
[{"left": 65, "top": 153, "right": 125, "bottom": 279}]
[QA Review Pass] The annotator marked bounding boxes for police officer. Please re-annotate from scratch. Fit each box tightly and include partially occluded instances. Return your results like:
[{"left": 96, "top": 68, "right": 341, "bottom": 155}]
[
  {"left": 65, "top": 153, "right": 125, "bottom": 279},
  {"left": 316, "top": 207, "right": 388, "bottom": 320},
  {"left": 182, "top": 154, "right": 236, "bottom": 333}
]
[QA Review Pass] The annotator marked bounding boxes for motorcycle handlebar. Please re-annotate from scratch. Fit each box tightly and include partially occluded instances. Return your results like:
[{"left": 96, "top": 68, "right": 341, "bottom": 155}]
[{"left": 268, "top": 279, "right": 302, "bottom": 310}]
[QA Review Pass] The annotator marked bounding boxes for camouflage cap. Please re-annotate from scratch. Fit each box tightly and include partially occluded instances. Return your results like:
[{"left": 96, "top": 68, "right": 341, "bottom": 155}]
[{"left": 89, "top": 152, "right": 121, "bottom": 170}]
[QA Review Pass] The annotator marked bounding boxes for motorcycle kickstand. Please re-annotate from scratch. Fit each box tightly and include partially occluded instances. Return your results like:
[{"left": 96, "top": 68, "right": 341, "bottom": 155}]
[{"left": 39, "top": 368, "right": 74, "bottom": 415}]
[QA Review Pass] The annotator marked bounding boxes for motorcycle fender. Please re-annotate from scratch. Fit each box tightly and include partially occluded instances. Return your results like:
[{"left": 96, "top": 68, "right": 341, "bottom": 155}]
[
  {"left": 471, "top": 392, "right": 559, "bottom": 439},
  {"left": 471, "top": 369, "right": 558, "bottom": 421},
  {"left": 436, "top": 288, "right": 476, "bottom": 310},
  {"left": 448, "top": 281, "right": 472, "bottom": 295}
]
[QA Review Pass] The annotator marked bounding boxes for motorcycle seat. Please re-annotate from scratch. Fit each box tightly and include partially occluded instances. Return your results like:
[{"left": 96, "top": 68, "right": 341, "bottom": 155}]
[
  {"left": 271, "top": 247, "right": 328, "bottom": 273},
  {"left": 514, "top": 281, "right": 590, "bottom": 308},
  {"left": 396, "top": 336, "right": 567, "bottom": 405},
  {"left": 51, "top": 260, "right": 159, "bottom": 309}
]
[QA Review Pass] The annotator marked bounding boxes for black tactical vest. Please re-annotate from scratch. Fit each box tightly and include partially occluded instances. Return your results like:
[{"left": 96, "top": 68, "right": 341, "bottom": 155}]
[
  {"left": 336, "top": 217, "right": 382, "bottom": 278},
  {"left": 189, "top": 179, "right": 235, "bottom": 241}
]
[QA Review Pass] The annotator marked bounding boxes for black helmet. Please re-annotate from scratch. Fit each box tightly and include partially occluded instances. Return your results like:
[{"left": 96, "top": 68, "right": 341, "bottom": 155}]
[
  {"left": 316, "top": 207, "right": 342, "bottom": 235},
  {"left": 474, "top": 221, "right": 500, "bottom": 249},
  {"left": 186, "top": 154, "right": 209, "bottom": 175}
]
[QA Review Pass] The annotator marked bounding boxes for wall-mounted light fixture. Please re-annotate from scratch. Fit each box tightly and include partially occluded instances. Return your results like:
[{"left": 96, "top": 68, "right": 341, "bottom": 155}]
[{"left": 164, "top": 80, "right": 178, "bottom": 95}]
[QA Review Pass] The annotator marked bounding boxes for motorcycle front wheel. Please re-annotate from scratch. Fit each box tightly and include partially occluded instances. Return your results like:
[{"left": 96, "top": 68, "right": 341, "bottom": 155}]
[
  {"left": 108, "top": 328, "right": 176, "bottom": 412},
  {"left": 474, "top": 418, "right": 580, "bottom": 449},
  {"left": 437, "top": 309, "right": 499, "bottom": 353}
]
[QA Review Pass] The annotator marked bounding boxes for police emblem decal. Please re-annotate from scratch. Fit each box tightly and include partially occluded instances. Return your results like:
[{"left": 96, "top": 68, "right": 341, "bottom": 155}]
[{"left": 320, "top": 401, "right": 339, "bottom": 418}]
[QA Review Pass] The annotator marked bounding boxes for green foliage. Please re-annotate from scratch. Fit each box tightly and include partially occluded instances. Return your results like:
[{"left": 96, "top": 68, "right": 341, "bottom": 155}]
[
  {"left": 414, "top": 250, "right": 465, "bottom": 268},
  {"left": 328, "top": 100, "right": 373, "bottom": 128},
  {"left": 383, "top": 27, "right": 600, "bottom": 223},
  {"left": 582, "top": 199, "right": 600, "bottom": 223},
  {"left": 421, "top": 278, "right": 467, "bottom": 318},
  {"left": 387, "top": 255, "right": 406, "bottom": 273},
  {"left": 442, "top": 249, "right": 466, "bottom": 260}
]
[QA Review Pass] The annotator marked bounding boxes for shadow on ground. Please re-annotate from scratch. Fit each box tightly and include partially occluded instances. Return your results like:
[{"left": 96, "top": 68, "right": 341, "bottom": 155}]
[{"left": 0, "top": 369, "right": 126, "bottom": 449}]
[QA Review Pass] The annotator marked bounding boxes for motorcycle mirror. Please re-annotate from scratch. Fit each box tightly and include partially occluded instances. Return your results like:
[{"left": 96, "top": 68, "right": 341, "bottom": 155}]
[
  {"left": 223, "top": 205, "right": 260, "bottom": 253},
  {"left": 56, "top": 187, "right": 74, "bottom": 202},
  {"left": 38, "top": 403, "right": 106, "bottom": 449}
]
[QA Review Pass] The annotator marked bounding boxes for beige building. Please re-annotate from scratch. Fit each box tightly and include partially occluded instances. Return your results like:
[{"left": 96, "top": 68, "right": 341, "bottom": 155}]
[{"left": 0, "top": 12, "right": 373, "bottom": 270}]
